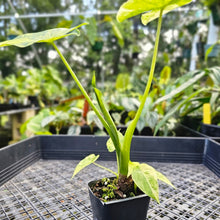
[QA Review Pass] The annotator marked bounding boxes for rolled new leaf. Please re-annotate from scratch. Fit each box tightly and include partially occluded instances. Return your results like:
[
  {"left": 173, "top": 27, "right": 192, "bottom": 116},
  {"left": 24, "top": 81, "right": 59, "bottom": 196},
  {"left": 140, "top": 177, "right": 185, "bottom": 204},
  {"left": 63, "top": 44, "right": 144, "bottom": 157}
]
[{"left": 92, "top": 73, "right": 121, "bottom": 153}]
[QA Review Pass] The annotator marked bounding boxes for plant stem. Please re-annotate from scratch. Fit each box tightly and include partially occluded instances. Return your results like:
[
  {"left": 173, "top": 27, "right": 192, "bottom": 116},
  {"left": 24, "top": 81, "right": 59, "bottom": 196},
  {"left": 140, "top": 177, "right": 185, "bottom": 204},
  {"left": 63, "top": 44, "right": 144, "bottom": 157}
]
[
  {"left": 93, "top": 162, "right": 118, "bottom": 177},
  {"left": 52, "top": 42, "right": 124, "bottom": 176},
  {"left": 121, "top": 9, "right": 164, "bottom": 175},
  {"left": 51, "top": 42, "right": 109, "bottom": 131}
]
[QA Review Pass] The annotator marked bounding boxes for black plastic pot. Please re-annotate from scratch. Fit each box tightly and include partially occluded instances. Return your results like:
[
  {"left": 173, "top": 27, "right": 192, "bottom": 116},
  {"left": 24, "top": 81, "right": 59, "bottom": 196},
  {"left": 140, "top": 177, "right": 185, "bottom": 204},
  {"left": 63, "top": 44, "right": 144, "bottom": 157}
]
[
  {"left": 210, "top": 4, "right": 220, "bottom": 26},
  {"left": 201, "top": 123, "right": 220, "bottom": 137},
  {"left": 0, "top": 103, "right": 31, "bottom": 112},
  {"left": 88, "top": 179, "right": 150, "bottom": 220},
  {"left": 0, "top": 128, "right": 10, "bottom": 148},
  {"left": 0, "top": 104, "right": 13, "bottom": 112},
  {"left": 28, "top": 96, "right": 40, "bottom": 107},
  {"left": 181, "top": 116, "right": 202, "bottom": 131},
  {"left": 92, "top": 41, "right": 104, "bottom": 52}
]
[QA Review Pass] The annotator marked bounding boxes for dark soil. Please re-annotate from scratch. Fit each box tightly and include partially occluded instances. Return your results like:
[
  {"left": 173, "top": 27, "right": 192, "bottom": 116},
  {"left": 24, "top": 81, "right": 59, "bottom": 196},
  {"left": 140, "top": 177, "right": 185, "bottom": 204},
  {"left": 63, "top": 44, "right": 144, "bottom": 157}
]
[{"left": 89, "top": 176, "right": 143, "bottom": 202}]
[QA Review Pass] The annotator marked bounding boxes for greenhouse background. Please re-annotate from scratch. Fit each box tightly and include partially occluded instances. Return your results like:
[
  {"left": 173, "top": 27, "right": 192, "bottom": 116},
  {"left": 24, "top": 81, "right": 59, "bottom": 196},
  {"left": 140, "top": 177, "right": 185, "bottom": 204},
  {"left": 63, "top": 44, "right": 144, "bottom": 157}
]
[{"left": 0, "top": 0, "right": 220, "bottom": 146}]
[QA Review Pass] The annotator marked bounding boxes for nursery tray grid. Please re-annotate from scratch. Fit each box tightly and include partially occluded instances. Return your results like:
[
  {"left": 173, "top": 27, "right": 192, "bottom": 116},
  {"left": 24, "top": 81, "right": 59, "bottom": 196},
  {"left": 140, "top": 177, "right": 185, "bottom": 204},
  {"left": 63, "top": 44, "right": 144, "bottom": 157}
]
[{"left": 0, "top": 160, "right": 219, "bottom": 220}]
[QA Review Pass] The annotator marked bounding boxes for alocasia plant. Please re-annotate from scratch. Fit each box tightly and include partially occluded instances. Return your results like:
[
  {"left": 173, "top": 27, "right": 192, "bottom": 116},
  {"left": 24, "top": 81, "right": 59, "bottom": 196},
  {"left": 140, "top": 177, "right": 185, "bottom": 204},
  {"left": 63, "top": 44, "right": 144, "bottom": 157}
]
[{"left": 0, "top": 0, "right": 192, "bottom": 202}]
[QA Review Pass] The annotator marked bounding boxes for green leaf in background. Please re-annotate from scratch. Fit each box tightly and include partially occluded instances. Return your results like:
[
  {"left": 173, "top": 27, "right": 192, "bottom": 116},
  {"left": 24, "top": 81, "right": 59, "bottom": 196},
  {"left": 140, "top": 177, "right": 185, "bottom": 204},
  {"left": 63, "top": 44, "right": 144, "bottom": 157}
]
[
  {"left": 56, "top": 19, "right": 73, "bottom": 28},
  {"left": 159, "top": 66, "right": 171, "bottom": 85},
  {"left": 85, "top": 17, "right": 97, "bottom": 45},
  {"left": 117, "top": 0, "right": 192, "bottom": 25},
  {"left": 104, "top": 15, "right": 124, "bottom": 48},
  {"left": 205, "top": 41, "right": 220, "bottom": 62},
  {"left": 208, "top": 66, "right": 220, "bottom": 86},
  {"left": 72, "top": 154, "right": 99, "bottom": 178},
  {"left": 87, "top": 110, "right": 104, "bottom": 130},
  {"left": 146, "top": 111, "right": 159, "bottom": 130},
  {"left": 154, "top": 70, "right": 206, "bottom": 105},
  {"left": 121, "top": 97, "right": 140, "bottom": 112},
  {"left": 20, "top": 108, "right": 51, "bottom": 135},
  {"left": 45, "top": 65, "right": 63, "bottom": 87},
  {"left": 205, "top": 44, "right": 216, "bottom": 62},
  {"left": 129, "top": 161, "right": 159, "bottom": 203},
  {"left": 111, "top": 112, "right": 121, "bottom": 125},
  {"left": 35, "top": 131, "right": 52, "bottom": 135},
  {"left": 41, "top": 115, "right": 56, "bottom": 128},
  {"left": 116, "top": 73, "right": 130, "bottom": 91},
  {"left": 136, "top": 117, "right": 145, "bottom": 133},
  {"left": 154, "top": 88, "right": 206, "bottom": 135},
  {"left": 67, "top": 125, "right": 81, "bottom": 135},
  {"left": 0, "top": 23, "right": 87, "bottom": 48}
]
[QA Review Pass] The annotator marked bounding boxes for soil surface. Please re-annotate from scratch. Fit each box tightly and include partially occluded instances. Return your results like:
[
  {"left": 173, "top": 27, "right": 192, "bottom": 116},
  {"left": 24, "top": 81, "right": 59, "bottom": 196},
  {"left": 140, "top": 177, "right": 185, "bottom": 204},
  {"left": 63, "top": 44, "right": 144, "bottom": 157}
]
[{"left": 89, "top": 176, "right": 143, "bottom": 202}]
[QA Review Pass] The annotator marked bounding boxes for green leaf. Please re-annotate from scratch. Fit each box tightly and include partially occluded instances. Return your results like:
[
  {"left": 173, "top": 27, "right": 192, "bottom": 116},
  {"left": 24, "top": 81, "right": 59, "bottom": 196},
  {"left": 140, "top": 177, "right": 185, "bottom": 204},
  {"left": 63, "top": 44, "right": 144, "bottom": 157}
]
[
  {"left": 146, "top": 111, "right": 158, "bottom": 130},
  {"left": 111, "top": 112, "right": 121, "bottom": 125},
  {"left": 159, "top": 66, "right": 171, "bottom": 85},
  {"left": 106, "top": 131, "right": 124, "bottom": 152},
  {"left": 105, "top": 15, "right": 124, "bottom": 48},
  {"left": 0, "top": 23, "right": 87, "bottom": 48},
  {"left": 154, "top": 88, "right": 206, "bottom": 135},
  {"left": 154, "top": 70, "right": 206, "bottom": 105},
  {"left": 92, "top": 71, "right": 96, "bottom": 87},
  {"left": 57, "top": 19, "right": 73, "bottom": 28},
  {"left": 129, "top": 162, "right": 160, "bottom": 203},
  {"left": 106, "top": 137, "right": 116, "bottom": 152},
  {"left": 35, "top": 131, "right": 52, "bottom": 135},
  {"left": 136, "top": 116, "right": 146, "bottom": 133},
  {"left": 156, "top": 171, "right": 175, "bottom": 188},
  {"left": 116, "top": 73, "right": 130, "bottom": 91},
  {"left": 208, "top": 66, "right": 220, "bottom": 86},
  {"left": 67, "top": 125, "right": 81, "bottom": 135},
  {"left": 72, "top": 154, "right": 99, "bottom": 178},
  {"left": 85, "top": 17, "right": 97, "bottom": 45},
  {"left": 41, "top": 115, "right": 56, "bottom": 128},
  {"left": 121, "top": 97, "right": 140, "bottom": 111},
  {"left": 205, "top": 44, "right": 215, "bottom": 62},
  {"left": 87, "top": 110, "right": 104, "bottom": 130},
  {"left": 21, "top": 109, "right": 51, "bottom": 135},
  {"left": 117, "top": 0, "right": 192, "bottom": 25}
]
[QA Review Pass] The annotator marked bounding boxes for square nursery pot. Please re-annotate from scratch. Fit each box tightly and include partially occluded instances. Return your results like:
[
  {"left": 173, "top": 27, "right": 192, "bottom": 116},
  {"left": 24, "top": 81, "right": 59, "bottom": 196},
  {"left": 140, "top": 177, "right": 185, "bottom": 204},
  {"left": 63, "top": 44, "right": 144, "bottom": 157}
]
[
  {"left": 88, "top": 179, "right": 150, "bottom": 220},
  {"left": 0, "top": 135, "right": 219, "bottom": 219}
]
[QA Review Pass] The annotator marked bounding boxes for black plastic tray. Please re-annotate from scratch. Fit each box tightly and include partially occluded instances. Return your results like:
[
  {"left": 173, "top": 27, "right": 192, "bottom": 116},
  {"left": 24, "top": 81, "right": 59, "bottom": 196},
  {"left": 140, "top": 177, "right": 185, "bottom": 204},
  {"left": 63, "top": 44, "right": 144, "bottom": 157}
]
[{"left": 0, "top": 135, "right": 220, "bottom": 220}]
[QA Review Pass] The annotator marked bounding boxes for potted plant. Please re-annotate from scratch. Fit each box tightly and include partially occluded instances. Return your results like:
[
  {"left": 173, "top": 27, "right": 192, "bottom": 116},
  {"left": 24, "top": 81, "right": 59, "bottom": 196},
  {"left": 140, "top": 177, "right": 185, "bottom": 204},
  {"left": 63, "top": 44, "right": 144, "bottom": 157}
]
[{"left": 0, "top": 0, "right": 193, "bottom": 219}]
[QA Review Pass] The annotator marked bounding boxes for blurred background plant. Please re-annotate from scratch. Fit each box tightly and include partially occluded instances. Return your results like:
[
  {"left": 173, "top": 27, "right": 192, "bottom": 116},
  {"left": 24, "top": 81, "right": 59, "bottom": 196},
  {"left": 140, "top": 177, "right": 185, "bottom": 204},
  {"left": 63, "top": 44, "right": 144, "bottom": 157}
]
[{"left": 0, "top": 0, "right": 220, "bottom": 143}]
